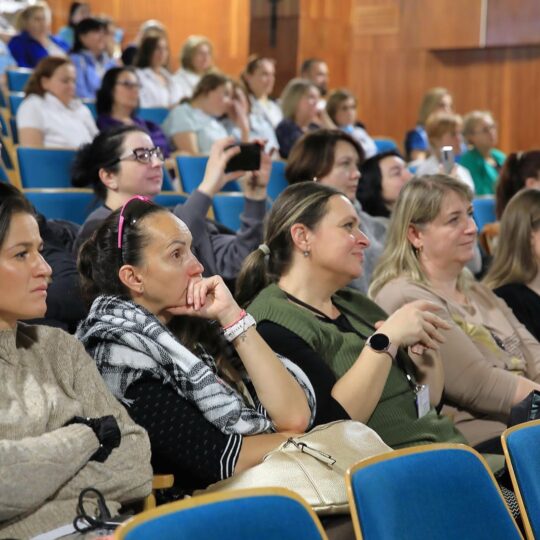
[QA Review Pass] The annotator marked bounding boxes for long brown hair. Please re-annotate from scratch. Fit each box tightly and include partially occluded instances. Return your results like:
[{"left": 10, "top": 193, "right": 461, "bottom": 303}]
[{"left": 24, "top": 57, "right": 73, "bottom": 97}]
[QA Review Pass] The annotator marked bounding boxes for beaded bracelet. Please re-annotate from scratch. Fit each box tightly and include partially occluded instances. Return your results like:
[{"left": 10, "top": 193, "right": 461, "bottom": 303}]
[{"left": 222, "top": 312, "right": 256, "bottom": 342}]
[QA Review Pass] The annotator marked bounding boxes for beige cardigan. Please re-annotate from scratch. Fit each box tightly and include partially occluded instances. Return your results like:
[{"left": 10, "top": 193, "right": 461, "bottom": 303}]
[
  {"left": 0, "top": 323, "right": 152, "bottom": 539},
  {"left": 375, "top": 277, "right": 540, "bottom": 446}
]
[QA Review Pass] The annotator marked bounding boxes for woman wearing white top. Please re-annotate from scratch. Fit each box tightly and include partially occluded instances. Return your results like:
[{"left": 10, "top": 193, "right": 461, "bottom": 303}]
[
  {"left": 241, "top": 55, "right": 283, "bottom": 128},
  {"left": 173, "top": 35, "right": 214, "bottom": 101},
  {"left": 17, "top": 56, "right": 98, "bottom": 149},
  {"left": 135, "top": 35, "right": 181, "bottom": 108},
  {"left": 415, "top": 112, "right": 475, "bottom": 193},
  {"left": 163, "top": 72, "right": 249, "bottom": 155}
]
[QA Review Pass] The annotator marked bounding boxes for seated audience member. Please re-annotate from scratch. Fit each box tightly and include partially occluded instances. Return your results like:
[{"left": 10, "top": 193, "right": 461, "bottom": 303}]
[
  {"left": 135, "top": 35, "right": 181, "bottom": 108},
  {"left": 70, "top": 17, "right": 117, "bottom": 99},
  {"left": 9, "top": 2, "right": 69, "bottom": 68},
  {"left": 404, "top": 87, "right": 453, "bottom": 162},
  {"left": 370, "top": 175, "right": 540, "bottom": 449},
  {"left": 17, "top": 56, "right": 98, "bottom": 148},
  {"left": 102, "top": 16, "right": 123, "bottom": 61},
  {"left": 415, "top": 112, "right": 475, "bottom": 192},
  {"left": 163, "top": 72, "right": 249, "bottom": 155},
  {"left": 233, "top": 81, "right": 278, "bottom": 156},
  {"left": 56, "top": 1, "right": 91, "bottom": 49},
  {"left": 121, "top": 19, "right": 166, "bottom": 67},
  {"left": 241, "top": 55, "right": 282, "bottom": 128},
  {"left": 76, "top": 198, "right": 313, "bottom": 496},
  {"left": 357, "top": 150, "right": 412, "bottom": 220},
  {"left": 484, "top": 189, "right": 540, "bottom": 342},
  {"left": 326, "top": 88, "right": 377, "bottom": 159},
  {"left": 96, "top": 66, "right": 171, "bottom": 157},
  {"left": 0, "top": 182, "right": 152, "bottom": 539},
  {"left": 236, "top": 182, "right": 464, "bottom": 449},
  {"left": 496, "top": 150, "right": 540, "bottom": 219},
  {"left": 460, "top": 111, "right": 505, "bottom": 195},
  {"left": 285, "top": 129, "right": 384, "bottom": 293},
  {"left": 173, "top": 35, "right": 214, "bottom": 101},
  {"left": 72, "top": 126, "right": 269, "bottom": 283},
  {"left": 299, "top": 58, "right": 330, "bottom": 106},
  {"left": 275, "top": 78, "right": 334, "bottom": 159}
]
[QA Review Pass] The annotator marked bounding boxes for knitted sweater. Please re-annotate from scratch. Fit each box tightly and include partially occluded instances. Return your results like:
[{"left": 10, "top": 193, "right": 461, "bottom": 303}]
[
  {"left": 248, "top": 284, "right": 465, "bottom": 449},
  {"left": 0, "top": 324, "right": 152, "bottom": 539}
]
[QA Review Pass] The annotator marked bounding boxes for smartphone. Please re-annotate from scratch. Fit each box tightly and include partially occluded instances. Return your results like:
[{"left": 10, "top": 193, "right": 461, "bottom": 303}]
[
  {"left": 225, "top": 143, "right": 262, "bottom": 173},
  {"left": 441, "top": 146, "right": 455, "bottom": 174}
]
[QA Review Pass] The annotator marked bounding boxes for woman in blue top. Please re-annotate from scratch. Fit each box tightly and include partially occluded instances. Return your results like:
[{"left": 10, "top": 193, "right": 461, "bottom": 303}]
[
  {"left": 56, "top": 2, "right": 91, "bottom": 49},
  {"left": 70, "top": 17, "right": 117, "bottom": 99},
  {"left": 9, "top": 3, "right": 69, "bottom": 68}
]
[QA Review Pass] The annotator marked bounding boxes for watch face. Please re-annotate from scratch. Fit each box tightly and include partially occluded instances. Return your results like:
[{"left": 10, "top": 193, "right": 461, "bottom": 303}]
[{"left": 369, "top": 333, "right": 390, "bottom": 351}]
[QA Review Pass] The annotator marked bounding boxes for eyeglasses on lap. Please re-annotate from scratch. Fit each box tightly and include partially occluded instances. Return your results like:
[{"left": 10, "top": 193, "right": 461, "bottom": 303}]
[
  {"left": 117, "top": 195, "right": 155, "bottom": 256},
  {"left": 113, "top": 146, "right": 165, "bottom": 165}
]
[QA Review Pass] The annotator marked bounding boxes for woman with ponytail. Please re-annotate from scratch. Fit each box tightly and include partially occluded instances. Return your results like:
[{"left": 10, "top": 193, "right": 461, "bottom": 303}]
[
  {"left": 76, "top": 198, "right": 313, "bottom": 497},
  {"left": 236, "top": 182, "right": 464, "bottom": 450}
]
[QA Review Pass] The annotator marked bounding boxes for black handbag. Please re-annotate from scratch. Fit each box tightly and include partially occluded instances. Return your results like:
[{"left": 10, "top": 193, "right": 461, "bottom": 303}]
[{"left": 508, "top": 390, "right": 540, "bottom": 427}]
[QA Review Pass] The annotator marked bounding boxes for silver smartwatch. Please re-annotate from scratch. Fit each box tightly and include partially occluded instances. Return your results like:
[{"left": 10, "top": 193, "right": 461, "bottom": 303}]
[{"left": 365, "top": 333, "right": 398, "bottom": 360}]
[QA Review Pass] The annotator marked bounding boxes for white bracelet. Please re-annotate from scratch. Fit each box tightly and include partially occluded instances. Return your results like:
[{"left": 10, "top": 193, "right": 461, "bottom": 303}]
[{"left": 222, "top": 312, "right": 256, "bottom": 342}]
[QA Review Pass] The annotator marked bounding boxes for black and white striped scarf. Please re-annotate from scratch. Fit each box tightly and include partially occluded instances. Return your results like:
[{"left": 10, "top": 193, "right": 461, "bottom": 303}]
[{"left": 76, "top": 295, "right": 315, "bottom": 435}]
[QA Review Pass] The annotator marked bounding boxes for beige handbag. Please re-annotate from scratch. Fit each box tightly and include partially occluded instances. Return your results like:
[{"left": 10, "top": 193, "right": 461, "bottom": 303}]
[{"left": 199, "top": 420, "right": 392, "bottom": 515}]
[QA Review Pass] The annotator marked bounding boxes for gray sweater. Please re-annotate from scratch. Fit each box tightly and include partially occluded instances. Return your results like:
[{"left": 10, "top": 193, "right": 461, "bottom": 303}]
[
  {"left": 0, "top": 324, "right": 152, "bottom": 539},
  {"left": 74, "top": 190, "right": 266, "bottom": 281}
]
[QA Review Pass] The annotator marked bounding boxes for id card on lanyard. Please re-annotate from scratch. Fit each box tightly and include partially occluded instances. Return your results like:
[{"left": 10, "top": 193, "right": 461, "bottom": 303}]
[{"left": 415, "top": 384, "right": 430, "bottom": 418}]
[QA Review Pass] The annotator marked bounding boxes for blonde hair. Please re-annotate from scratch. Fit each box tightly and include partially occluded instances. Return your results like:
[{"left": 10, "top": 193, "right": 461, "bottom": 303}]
[
  {"left": 463, "top": 110, "right": 494, "bottom": 142},
  {"left": 425, "top": 112, "right": 462, "bottom": 148},
  {"left": 15, "top": 2, "right": 50, "bottom": 32},
  {"left": 280, "top": 78, "right": 316, "bottom": 121},
  {"left": 484, "top": 189, "right": 540, "bottom": 289},
  {"left": 417, "top": 87, "right": 451, "bottom": 125},
  {"left": 180, "top": 35, "right": 213, "bottom": 71},
  {"left": 369, "top": 175, "right": 473, "bottom": 299}
]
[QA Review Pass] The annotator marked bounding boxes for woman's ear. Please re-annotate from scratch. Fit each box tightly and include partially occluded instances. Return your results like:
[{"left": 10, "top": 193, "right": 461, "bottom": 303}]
[
  {"left": 118, "top": 264, "right": 144, "bottom": 295},
  {"left": 289, "top": 223, "right": 311, "bottom": 253},
  {"left": 525, "top": 177, "right": 540, "bottom": 190},
  {"left": 407, "top": 224, "right": 423, "bottom": 250},
  {"left": 99, "top": 167, "right": 118, "bottom": 191}
]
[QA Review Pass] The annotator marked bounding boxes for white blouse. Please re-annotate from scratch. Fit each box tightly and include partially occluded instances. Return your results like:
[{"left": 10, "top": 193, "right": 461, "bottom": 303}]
[
  {"left": 16, "top": 92, "right": 98, "bottom": 149},
  {"left": 136, "top": 67, "right": 183, "bottom": 108}
]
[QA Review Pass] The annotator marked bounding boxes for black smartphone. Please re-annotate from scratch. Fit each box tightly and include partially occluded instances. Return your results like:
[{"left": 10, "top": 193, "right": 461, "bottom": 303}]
[{"left": 225, "top": 143, "right": 262, "bottom": 173}]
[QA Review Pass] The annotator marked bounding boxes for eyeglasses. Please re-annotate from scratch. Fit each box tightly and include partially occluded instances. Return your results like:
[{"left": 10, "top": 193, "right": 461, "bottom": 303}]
[
  {"left": 117, "top": 195, "right": 154, "bottom": 255},
  {"left": 113, "top": 147, "right": 165, "bottom": 165},
  {"left": 473, "top": 124, "right": 497, "bottom": 135},
  {"left": 116, "top": 80, "right": 142, "bottom": 89}
]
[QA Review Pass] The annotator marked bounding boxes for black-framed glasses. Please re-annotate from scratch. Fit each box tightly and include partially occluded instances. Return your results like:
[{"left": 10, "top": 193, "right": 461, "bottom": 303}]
[
  {"left": 116, "top": 80, "right": 142, "bottom": 89},
  {"left": 113, "top": 147, "right": 165, "bottom": 166},
  {"left": 117, "top": 195, "right": 154, "bottom": 258}
]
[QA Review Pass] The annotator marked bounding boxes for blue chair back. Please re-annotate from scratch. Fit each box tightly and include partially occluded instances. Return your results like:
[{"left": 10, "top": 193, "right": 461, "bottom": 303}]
[
  {"left": 502, "top": 420, "right": 540, "bottom": 540},
  {"left": 472, "top": 196, "right": 496, "bottom": 231},
  {"left": 373, "top": 137, "right": 398, "bottom": 154},
  {"left": 347, "top": 444, "right": 521, "bottom": 540},
  {"left": 212, "top": 193, "right": 245, "bottom": 231},
  {"left": 176, "top": 155, "right": 240, "bottom": 193},
  {"left": 161, "top": 166, "right": 174, "bottom": 191},
  {"left": 268, "top": 160, "right": 288, "bottom": 200},
  {"left": 17, "top": 147, "right": 77, "bottom": 188},
  {"left": 6, "top": 69, "right": 32, "bottom": 92},
  {"left": 24, "top": 189, "right": 96, "bottom": 224},
  {"left": 82, "top": 100, "right": 97, "bottom": 119},
  {"left": 137, "top": 107, "right": 169, "bottom": 125},
  {"left": 154, "top": 192, "right": 187, "bottom": 208},
  {"left": 115, "top": 488, "right": 327, "bottom": 540},
  {"left": 9, "top": 92, "right": 25, "bottom": 115}
]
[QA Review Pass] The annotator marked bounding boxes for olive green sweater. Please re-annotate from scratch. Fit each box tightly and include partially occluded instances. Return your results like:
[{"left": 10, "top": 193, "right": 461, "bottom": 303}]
[
  {"left": 0, "top": 324, "right": 152, "bottom": 539},
  {"left": 248, "top": 284, "right": 465, "bottom": 449}
]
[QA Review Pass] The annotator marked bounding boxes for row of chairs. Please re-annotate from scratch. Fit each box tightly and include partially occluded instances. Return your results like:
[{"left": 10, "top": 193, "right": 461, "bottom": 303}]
[{"left": 114, "top": 419, "right": 540, "bottom": 539}]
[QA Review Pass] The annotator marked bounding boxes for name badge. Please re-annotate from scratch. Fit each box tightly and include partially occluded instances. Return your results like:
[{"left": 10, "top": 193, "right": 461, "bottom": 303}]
[{"left": 415, "top": 384, "right": 430, "bottom": 418}]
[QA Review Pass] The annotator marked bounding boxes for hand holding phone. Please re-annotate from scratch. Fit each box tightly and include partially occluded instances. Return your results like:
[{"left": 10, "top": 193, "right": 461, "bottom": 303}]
[{"left": 440, "top": 146, "right": 455, "bottom": 175}]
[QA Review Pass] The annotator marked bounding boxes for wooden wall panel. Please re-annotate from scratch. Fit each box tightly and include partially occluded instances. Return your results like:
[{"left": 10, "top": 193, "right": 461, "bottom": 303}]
[
  {"left": 486, "top": 0, "right": 540, "bottom": 47},
  {"left": 48, "top": 0, "right": 250, "bottom": 76}
]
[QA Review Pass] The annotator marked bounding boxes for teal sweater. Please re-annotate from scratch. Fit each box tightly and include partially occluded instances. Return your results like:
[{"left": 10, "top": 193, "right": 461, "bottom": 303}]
[
  {"left": 248, "top": 284, "right": 465, "bottom": 449},
  {"left": 459, "top": 147, "right": 506, "bottom": 195}
]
